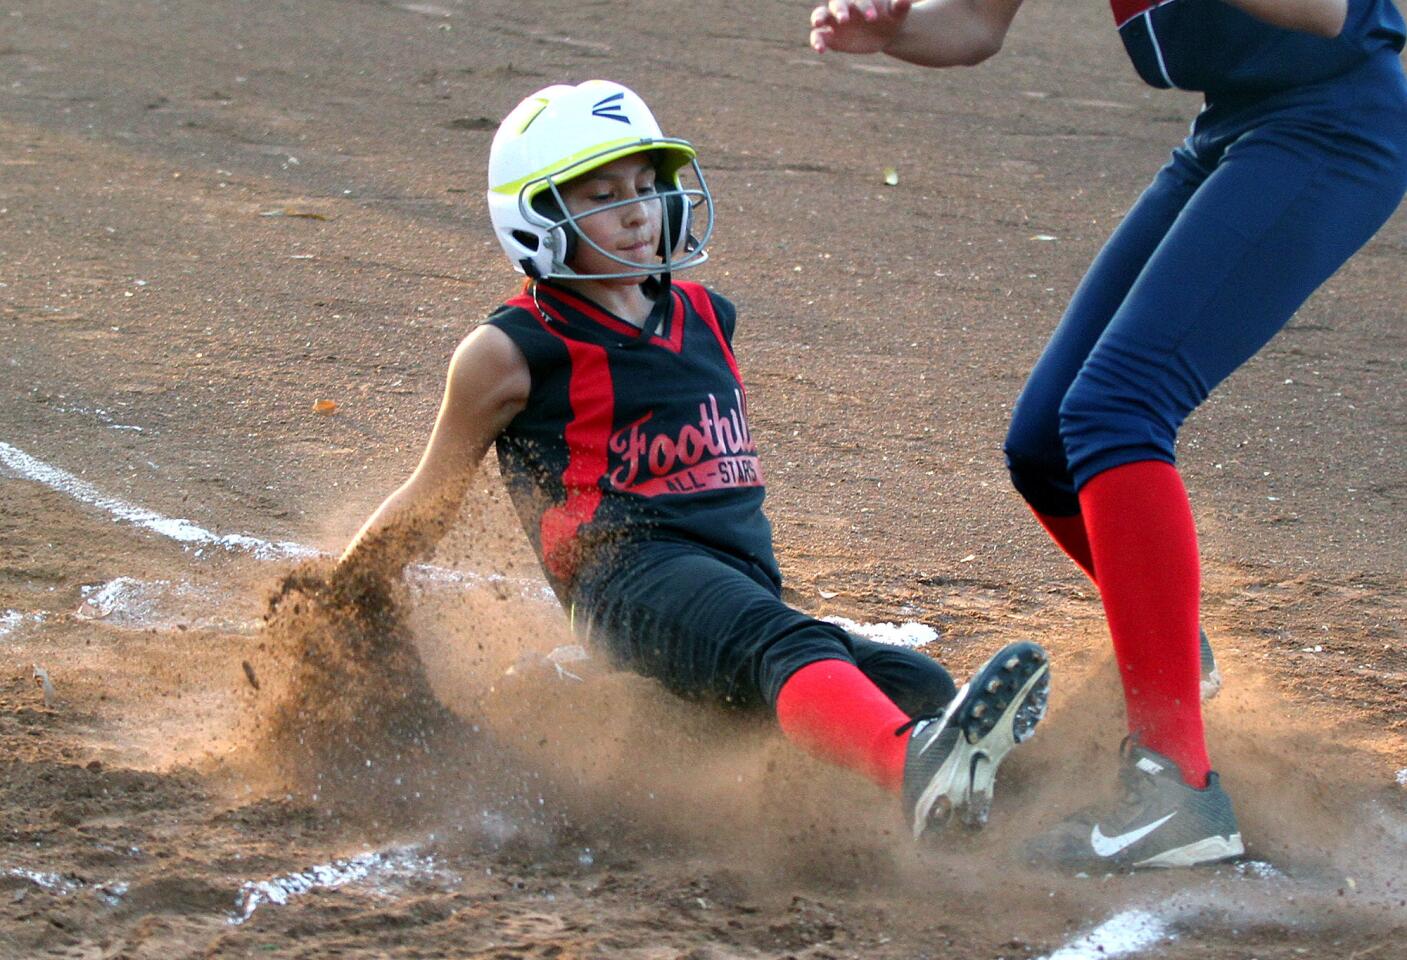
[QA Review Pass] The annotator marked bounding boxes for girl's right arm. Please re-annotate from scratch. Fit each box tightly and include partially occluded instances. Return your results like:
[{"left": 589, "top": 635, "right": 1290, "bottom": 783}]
[
  {"left": 337, "top": 324, "right": 531, "bottom": 582},
  {"left": 809, "top": 0, "right": 1027, "bottom": 68}
]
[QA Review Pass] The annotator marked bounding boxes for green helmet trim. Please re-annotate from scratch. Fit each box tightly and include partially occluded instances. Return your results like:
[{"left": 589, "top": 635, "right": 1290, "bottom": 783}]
[{"left": 489, "top": 136, "right": 697, "bottom": 198}]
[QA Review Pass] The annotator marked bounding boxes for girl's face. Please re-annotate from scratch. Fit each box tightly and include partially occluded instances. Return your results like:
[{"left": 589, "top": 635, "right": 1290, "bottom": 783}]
[{"left": 558, "top": 153, "right": 662, "bottom": 280}]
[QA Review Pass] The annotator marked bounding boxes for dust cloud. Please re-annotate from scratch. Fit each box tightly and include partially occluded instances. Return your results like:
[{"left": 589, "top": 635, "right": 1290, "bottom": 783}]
[{"left": 226, "top": 540, "right": 1407, "bottom": 939}]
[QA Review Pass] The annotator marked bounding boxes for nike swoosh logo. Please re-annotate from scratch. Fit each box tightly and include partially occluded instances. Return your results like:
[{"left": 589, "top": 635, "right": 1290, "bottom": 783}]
[{"left": 1089, "top": 812, "right": 1177, "bottom": 857}]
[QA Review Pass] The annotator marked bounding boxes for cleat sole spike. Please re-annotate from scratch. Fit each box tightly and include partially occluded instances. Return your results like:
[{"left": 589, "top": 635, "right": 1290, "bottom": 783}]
[{"left": 904, "top": 641, "right": 1050, "bottom": 841}]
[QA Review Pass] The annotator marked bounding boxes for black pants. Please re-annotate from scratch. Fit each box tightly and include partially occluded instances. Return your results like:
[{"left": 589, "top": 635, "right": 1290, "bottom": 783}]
[{"left": 570, "top": 539, "right": 956, "bottom": 716}]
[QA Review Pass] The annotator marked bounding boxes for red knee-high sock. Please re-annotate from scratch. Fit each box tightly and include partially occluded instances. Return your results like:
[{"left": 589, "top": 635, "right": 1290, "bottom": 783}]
[
  {"left": 774, "top": 660, "right": 909, "bottom": 792},
  {"left": 1078, "top": 460, "right": 1211, "bottom": 788},
  {"left": 1031, "top": 507, "right": 1097, "bottom": 583}
]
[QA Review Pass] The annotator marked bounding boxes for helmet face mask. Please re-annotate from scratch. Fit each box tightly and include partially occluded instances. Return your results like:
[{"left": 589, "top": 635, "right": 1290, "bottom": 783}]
[
  {"left": 487, "top": 81, "right": 715, "bottom": 281},
  {"left": 520, "top": 145, "right": 713, "bottom": 280}
]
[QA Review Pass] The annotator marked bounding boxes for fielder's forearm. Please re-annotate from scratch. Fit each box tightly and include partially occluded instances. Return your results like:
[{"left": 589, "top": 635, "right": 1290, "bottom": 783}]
[{"left": 882, "top": 0, "right": 1026, "bottom": 68}]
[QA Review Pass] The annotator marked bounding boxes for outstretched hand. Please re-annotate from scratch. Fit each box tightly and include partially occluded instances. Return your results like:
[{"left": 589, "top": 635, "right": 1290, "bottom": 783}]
[
  {"left": 809, "top": 0, "right": 913, "bottom": 55},
  {"left": 267, "top": 554, "right": 399, "bottom": 629}
]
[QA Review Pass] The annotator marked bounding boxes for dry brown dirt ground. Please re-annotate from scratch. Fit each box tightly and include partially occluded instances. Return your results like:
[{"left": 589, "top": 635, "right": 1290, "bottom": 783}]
[{"left": 2, "top": 1, "right": 1406, "bottom": 958}]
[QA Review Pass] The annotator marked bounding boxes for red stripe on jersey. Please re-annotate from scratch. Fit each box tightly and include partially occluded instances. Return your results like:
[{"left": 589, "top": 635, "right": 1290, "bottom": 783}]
[
  {"left": 1110, "top": 0, "right": 1171, "bottom": 28},
  {"left": 676, "top": 281, "right": 744, "bottom": 389},
  {"left": 676, "top": 283, "right": 760, "bottom": 490},
  {"left": 537, "top": 284, "right": 684, "bottom": 353},
  {"left": 504, "top": 292, "right": 614, "bottom": 583}
]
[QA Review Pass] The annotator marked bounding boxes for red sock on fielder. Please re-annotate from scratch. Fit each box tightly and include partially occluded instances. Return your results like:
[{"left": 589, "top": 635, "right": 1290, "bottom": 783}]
[
  {"left": 1078, "top": 460, "right": 1211, "bottom": 788},
  {"left": 1031, "top": 507, "right": 1097, "bottom": 583},
  {"left": 774, "top": 659, "right": 909, "bottom": 792}
]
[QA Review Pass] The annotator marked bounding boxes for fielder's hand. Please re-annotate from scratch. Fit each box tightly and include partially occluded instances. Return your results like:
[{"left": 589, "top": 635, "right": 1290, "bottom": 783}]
[{"left": 810, "top": 0, "right": 913, "bottom": 54}]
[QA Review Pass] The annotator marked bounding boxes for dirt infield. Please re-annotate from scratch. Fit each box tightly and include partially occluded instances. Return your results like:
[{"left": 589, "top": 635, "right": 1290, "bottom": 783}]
[{"left": 2, "top": 1, "right": 1405, "bottom": 957}]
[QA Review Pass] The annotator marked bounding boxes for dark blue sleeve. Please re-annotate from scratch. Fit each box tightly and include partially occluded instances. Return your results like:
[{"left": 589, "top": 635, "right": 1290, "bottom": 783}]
[
  {"left": 1347, "top": 0, "right": 1407, "bottom": 52},
  {"left": 1124, "top": 0, "right": 1405, "bottom": 94}
]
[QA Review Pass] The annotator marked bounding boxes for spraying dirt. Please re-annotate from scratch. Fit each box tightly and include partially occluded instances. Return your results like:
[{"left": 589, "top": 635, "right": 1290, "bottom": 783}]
[{"left": 240, "top": 558, "right": 456, "bottom": 798}]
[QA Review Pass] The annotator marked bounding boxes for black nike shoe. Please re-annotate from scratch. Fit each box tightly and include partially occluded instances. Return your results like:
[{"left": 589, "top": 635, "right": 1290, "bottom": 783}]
[
  {"left": 901, "top": 641, "right": 1050, "bottom": 839},
  {"left": 1199, "top": 627, "right": 1222, "bottom": 701},
  {"left": 1027, "top": 740, "right": 1244, "bottom": 869}
]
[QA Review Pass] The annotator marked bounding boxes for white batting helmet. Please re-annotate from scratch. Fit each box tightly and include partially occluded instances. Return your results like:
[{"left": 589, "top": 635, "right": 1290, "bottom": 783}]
[{"left": 486, "top": 80, "right": 713, "bottom": 280}]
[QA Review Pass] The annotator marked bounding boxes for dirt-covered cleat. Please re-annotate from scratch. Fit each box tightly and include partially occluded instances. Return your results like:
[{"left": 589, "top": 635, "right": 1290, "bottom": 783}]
[
  {"left": 1199, "top": 627, "right": 1222, "bottom": 701},
  {"left": 1026, "top": 740, "right": 1244, "bottom": 869},
  {"left": 900, "top": 641, "right": 1051, "bottom": 839}
]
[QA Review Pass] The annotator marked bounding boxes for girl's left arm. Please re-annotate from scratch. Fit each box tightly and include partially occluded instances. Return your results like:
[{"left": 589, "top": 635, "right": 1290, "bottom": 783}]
[{"left": 1218, "top": 0, "right": 1347, "bottom": 37}]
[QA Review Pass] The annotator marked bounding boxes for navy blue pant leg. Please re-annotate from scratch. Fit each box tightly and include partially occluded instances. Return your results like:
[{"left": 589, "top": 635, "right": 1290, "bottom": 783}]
[
  {"left": 1007, "top": 56, "right": 1407, "bottom": 507},
  {"left": 1004, "top": 148, "right": 1205, "bottom": 515},
  {"left": 571, "top": 540, "right": 954, "bottom": 714}
]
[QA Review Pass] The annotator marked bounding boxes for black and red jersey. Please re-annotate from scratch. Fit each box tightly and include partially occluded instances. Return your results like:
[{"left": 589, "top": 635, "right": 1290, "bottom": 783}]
[{"left": 483, "top": 280, "right": 779, "bottom": 594}]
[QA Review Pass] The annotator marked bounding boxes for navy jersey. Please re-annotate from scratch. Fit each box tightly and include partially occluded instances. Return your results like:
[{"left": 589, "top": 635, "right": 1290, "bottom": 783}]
[
  {"left": 484, "top": 280, "right": 779, "bottom": 593},
  {"left": 1112, "top": 0, "right": 1406, "bottom": 95}
]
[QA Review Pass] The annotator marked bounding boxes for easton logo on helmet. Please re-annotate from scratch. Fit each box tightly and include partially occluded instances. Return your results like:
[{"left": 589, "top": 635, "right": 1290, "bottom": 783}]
[{"left": 591, "top": 92, "right": 630, "bottom": 124}]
